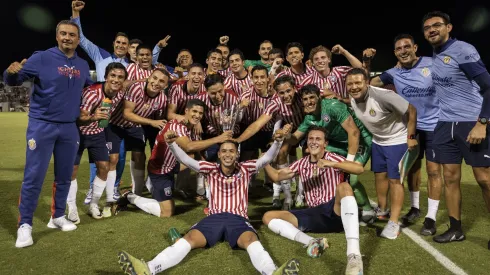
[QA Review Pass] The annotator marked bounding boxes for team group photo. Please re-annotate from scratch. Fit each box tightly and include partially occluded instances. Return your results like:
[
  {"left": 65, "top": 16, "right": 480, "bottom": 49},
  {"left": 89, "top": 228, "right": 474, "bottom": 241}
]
[{"left": 1, "top": 1, "right": 489, "bottom": 274}]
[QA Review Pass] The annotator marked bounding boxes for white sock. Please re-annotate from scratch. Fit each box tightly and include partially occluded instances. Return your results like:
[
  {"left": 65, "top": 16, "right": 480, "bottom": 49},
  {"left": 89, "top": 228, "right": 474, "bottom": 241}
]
[
  {"left": 130, "top": 160, "right": 136, "bottom": 187},
  {"left": 272, "top": 183, "right": 281, "bottom": 198},
  {"left": 145, "top": 177, "right": 154, "bottom": 194},
  {"left": 196, "top": 174, "right": 205, "bottom": 196},
  {"left": 296, "top": 180, "right": 304, "bottom": 202},
  {"left": 127, "top": 193, "right": 161, "bottom": 217},
  {"left": 67, "top": 179, "right": 78, "bottom": 210},
  {"left": 281, "top": 180, "right": 292, "bottom": 204},
  {"left": 410, "top": 191, "right": 420, "bottom": 209},
  {"left": 91, "top": 176, "right": 106, "bottom": 206},
  {"left": 148, "top": 238, "right": 192, "bottom": 274},
  {"left": 246, "top": 241, "right": 277, "bottom": 275},
  {"left": 268, "top": 218, "right": 313, "bottom": 245},
  {"left": 426, "top": 198, "right": 440, "bottom": 221},
  {"left": 341, "top": 196, "right": 360, "bottom": 256},
  {"left": 106, "top": 171, "right": 116, "bottom": 203},
  {"left": 131, "top": 165, "right": 145, "bottom": 196}
]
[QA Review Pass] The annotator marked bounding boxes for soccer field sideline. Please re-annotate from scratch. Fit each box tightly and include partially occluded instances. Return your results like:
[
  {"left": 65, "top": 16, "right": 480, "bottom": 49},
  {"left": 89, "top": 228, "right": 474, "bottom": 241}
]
[{"left": 0, "top": 113, "right": 488, "bottom": 275}]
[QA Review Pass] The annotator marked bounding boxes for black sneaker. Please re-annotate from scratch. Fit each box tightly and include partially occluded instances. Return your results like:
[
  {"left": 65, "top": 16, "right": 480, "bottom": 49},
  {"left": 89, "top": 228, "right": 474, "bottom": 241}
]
[
  {"left": 113, "top": 191, "right": 131, "bottom": 215},
  {"left": 433, "top": 226, "right": 465, "bottom": 243},
  {"left": 402, "top": 207, "right": 421, "bottom": 224},
  {"left": 420, "top": 218, "right": 437, "bottom": 236}
]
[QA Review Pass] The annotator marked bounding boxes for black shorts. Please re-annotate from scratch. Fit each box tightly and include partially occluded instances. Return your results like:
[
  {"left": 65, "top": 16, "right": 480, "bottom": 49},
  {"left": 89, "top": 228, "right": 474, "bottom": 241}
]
[
  {"left": 433, "top": 121, "right": 490, "bottom": 166},
  {"left": 289, "top": 198, "right": 343, "bottom": 233},
  {"left": 190, "top": 213, "right": 257, "bottom": 249},
  {"left": 105, "top": 124, "right": 145, "bottom": 153},
  {"left": 148, "top": 165, "right": 178, "bottom": 202},
  {"left": 416, "top": 129, "right": 436, "bottom": 162},
  {"left": 74, "top": 131, "right": 109, "bottom": 165},
  {"left": 241, "top": 130, "right": 273, "bottom": 151}
]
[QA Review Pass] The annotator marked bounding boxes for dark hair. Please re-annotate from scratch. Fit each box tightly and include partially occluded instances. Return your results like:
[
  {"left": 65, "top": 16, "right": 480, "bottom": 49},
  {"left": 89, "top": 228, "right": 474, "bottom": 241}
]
[
  {"left": 207, "top": 49, "right": 223, "bottom": 58},
  {"left": 227, "top": 49, "right": 245, "bottom": 62},
  {"left": 152, "top": 68, "right": 171, "bottom": 80},
  {"left": 188, "top": 63, "right": 204, "bottom": 71},
  {"left": 268, "top": 48, "right": 284, "bottom": 59},
  {"left": 216, "top": 44, "right": 230, "bottom": 52},
  {"left": 178, "top": 48, "right": 192, "bottom": 55},
  {"left": 56, "top": 20, "right": 80, "bottom": 37},
  {"left": 204, "top": 74, "right": 224, "bottom": 89},
  {"left": 114, "top": 32, "right": 129, "bottom": 41},
  {"left": 129, "top": 38, "right": 143, "bottom": 45},
  {"left": 260, "top": 40, "right": 273, "bottom": 48},
  {"left": 346, "top": 68, "right": 369, "bottom": 81},
  {"left": 104, "top": 62, "right": 128, "bottom": 79},
  {"left": 218, "top": 140, "right": 240, "bottom": 150},
  {"left": 309, "top": 45, "right": 332, "bottom": 62},
  {"left": 393, "top": 34, "right": 415, "bottom": 47},
  {"left": 185, "top": 98, "right": 207, "bottom": 112},
  {"left": 136, "top": 44, "right": 152, "bottom": 54},
  {"left": 286, "top": 42, "right": 304, "bottom": 54},
  {"left": 299, "top": 84, "right": 320, "bottom": 98},
  {"left": 422, "top": 11, "right": 451, "bottom": 28},
  {"left": 307, "top": 126, "right": 329, "bottom": 140},
  {"left": 273, "top": 75, "right": 296, "bottom": 90},
  {"left": 251, "top": 65, "right": 268, "bottom": 77}
]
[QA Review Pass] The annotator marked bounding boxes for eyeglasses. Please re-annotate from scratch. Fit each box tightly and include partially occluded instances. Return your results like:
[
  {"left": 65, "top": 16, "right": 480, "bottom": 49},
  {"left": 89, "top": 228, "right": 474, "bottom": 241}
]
[{"left": 423, "top": 22, "right": 446, "bottom": 32}]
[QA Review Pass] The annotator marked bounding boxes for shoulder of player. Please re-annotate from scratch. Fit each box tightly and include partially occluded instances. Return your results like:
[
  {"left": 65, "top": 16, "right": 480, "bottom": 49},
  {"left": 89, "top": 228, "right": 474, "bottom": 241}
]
[
  {"left": 225, "top": 89, "right": 238, "bottom": 98},
  {"left": 325, "top": 152, "right": 346, "bottom": 162},
  {"left": 367, "top": 85, "right": 394, "bottom": 98},
  {"left": 83, "top": 83, "right": 104, "bottom": 96}
]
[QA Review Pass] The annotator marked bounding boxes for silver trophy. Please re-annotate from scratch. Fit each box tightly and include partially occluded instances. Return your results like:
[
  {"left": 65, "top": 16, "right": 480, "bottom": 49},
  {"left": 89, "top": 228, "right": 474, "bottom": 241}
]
[{"left": 220, "top": 104, "right": 240, "bottom": 132}]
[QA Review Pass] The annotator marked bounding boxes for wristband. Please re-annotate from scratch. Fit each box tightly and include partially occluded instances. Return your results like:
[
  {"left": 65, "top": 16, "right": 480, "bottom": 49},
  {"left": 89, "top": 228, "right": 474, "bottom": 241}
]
[{"left": 346, "top": 154, "right": 355, "bottom": 161}]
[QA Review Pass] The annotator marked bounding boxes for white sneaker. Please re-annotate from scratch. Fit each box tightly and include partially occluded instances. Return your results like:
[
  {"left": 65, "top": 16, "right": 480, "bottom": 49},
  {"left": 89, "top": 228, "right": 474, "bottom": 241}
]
[
  {"left": 47, "top": 216, "right": 77, "bottom": 231},
  {"left": 88, "top": 204, "right": 103, "bottom": 219},
  {"left": 345, "top": 254, "right": 363, "bottom": 275},
  {"left": 102, "top": 203, "right": 114, "bottom": 218},
  {"left": 16, "top": 223, "right": 33, "bottom": 248},
  {"left": 67, "top": 207, "right": 80, "bottom": 225}
]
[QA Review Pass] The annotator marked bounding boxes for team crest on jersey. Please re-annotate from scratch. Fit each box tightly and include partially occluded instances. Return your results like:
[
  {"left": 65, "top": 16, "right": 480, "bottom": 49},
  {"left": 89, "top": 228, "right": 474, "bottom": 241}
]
[
  {"left": 328, "top": 75, "right": 337, "bottom": 83},
  {"left": 28, "top": 138, "right": 36, "bottom": 150},
  {"left": 143, "top": 103, "right": 150, "bottom": 110},
  {"left": 421, "top": 67, "right": 430, "bottom": 77},
  {"left": 226, "top": 178, "right": 233, "bottom": 183},
  {"left": 164, "top": 187, "right": 172, "bottom": 196},
  {"left": 443, "top": 56, "right": 451, "bottom": 64},
  {"left": 369, "top": 108, "right": 376, "bottom": 116},
  {"left": 152, "top": 101, "right": 160, "bottom": 110},
  {"left": 258, "top": 102, "right": 264, "bottom": 109},
  {"left": 322, "top": 114, "right": 330, "bottom": 123}
]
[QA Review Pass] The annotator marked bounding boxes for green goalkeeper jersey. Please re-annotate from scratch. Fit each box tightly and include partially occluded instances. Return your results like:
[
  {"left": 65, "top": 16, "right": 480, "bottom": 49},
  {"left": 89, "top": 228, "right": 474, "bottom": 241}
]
[{"left": 298, "top": 98, "right": 371, "bottom": 143}]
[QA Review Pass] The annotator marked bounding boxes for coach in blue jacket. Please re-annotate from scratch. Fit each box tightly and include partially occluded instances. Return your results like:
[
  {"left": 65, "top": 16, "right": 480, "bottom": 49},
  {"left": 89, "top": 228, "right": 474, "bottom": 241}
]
[{"left": 4, "top": 20, "right": 92, "bottom": 248}]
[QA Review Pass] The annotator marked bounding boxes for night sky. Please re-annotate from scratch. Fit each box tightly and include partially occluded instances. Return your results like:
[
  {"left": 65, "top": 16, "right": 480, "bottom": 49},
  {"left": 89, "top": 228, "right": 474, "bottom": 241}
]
[{"left": 2, "top": 1, "right": 489, "bottom": 74}]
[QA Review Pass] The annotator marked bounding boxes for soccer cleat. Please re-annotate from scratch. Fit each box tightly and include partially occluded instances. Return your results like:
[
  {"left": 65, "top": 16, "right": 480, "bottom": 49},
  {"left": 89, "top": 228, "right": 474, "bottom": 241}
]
[
  {"left": 420, "top": 217, "right": 437, "bottom": 236},
  {"left": 401, "top": 207, "right": 421, "bottom": 224},
  {"left": 16, "top": 223, "right": 34, "bottom": 248},
  {"left": 380, "top": 220, "right": 400, "bottom": 240},
  {"left": 375, "top": 207, "right": 390, "bottom": 221},
  {"left": 102, "top": 202, "right": 116, "bottom": 218},
  {"left": 118, "top": 251, "right": 151, "bottom": 275},
  {"left": 273, "top": 258, "right": 300, "bottom": 275},
  {"left": 360, "top": 209, "right": 375, "bottom": 225},
  {"left": 433, "top": 226, "right": 465, "bottom": 243},
  {"left": 272, "top": 197, "right": 282, "bottom": 208},
  {"left": 67, "top": 207, "right": 81, "bottom": 225},
  {"left": 345, "top": 253, "right": 363, "bottom": 275},
  {"left": 47, "top": 216, "right": 77, "bottom": 231},
  {"left": 88, "top": 204, "right": 103, "bottom": 220},
  {"left": 113, "top": 191, "right": 131, "bottom": 216},
  {"left": 306, "top": 237, "right": 329, "bottom": 258},
  {"left": 84, "top": 187, "right": 93, "bottom": 205}
]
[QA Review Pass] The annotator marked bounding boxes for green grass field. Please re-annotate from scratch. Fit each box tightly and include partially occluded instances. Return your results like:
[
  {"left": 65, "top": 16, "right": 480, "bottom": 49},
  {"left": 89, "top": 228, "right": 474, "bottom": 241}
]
[{"left": 0, "top": 113, "right": 488, "bottom": 275}]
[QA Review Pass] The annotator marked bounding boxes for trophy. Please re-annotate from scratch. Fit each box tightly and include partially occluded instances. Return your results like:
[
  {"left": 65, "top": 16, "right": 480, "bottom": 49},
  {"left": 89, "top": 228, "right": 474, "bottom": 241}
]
[{"left": 220, "top": 104, "right": 240, "bottom": 132}]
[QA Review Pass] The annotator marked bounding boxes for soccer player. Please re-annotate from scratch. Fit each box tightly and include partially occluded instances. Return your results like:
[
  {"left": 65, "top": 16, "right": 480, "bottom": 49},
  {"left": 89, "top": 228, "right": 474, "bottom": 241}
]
[
  {"left": 66, "top": 62, "right": 128, "bottom": 221},
  {"left": 262, "top": 126, "right": 364, "bottom": 275},
  {"left": 369, "top": 34, "right": 442, "bottom": 235},
  {"left": 347, "top": 68, "right": 418, "bottom": 239},
  {"left": 173, "top": 49, "right": 194, "bottom": 79},
  {"left": 275, "top": 42, "right": 314, "bottom": 86},
  {"left": 204, "top": 49, "right": 223, "bottom": 76},
  {"left": 224, "top": 49, "right": 253, "bottom": 96},
  {"left": 117, "top": 126, "right": 299, "bottom": 275},
  {"left": 422, "top": 11, "right": 490, "bottom": 243},
  {"left": 236, "top": 75, "right": 305, "bottom": 210},
  {"left": 107, "top": 69, "right": 169, "bottom": 196},
  {"left": 286, "top": 84, "right": 375, "bottom": 223},
  {"left": 244, "top": 40, "right": 274, "bottom": 72},
  {"left": 114, "top": 99, "right": 233, "bottom": 218},
  {"left": 127, "top": 39, "right": 142, "bottom": 63},
  {"left": 4, "top": 20, "right": 91, "bottom": 248}
]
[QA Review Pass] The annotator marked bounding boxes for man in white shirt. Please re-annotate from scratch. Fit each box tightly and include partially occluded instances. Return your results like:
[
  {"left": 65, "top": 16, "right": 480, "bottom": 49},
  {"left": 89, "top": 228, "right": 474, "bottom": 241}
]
[{"left": 347, "top": 68, "right": 418, "bottom": 239}]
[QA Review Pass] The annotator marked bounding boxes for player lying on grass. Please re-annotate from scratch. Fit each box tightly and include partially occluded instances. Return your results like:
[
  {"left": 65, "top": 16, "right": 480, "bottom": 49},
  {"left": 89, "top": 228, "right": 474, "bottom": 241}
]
[{"left": 262, "top": 126, "right": 364, "bottom": 275}]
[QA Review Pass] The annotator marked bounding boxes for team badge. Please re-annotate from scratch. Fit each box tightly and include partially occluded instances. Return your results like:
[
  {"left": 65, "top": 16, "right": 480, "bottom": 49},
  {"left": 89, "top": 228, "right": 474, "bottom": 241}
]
[
  {"left": 421, "top": 67, "right": 430, "bottom": 77},
  {"left": 258, "top": 102, "right": 264, "bottom": 109},
  {"left": 369, "top": 108, "right": 376, "bottom": 117},
  {"left": 152, "top": 101, "right": 160, "bottom": 110},
  {"left": 106, "top": 142, "right": 112, "bottom": 151},
  {"left": 443, "top": 56, "right": 451, "bottom": 64},
  {"left": 28, "top": 138, "right": 36, "bottom": 150},
  {"left": 143, "top": 103, "right": 150, "bottom": 110},
  {"left": 313, "top": 167, "right": 318, "bottom": 177},
  {"left": 328, "top": 75, "right": 337, "bottom": 83},
  {"left": 322, "top": 114, "right": 330, "bottom": 123},
  {"left": 164, "top": 187, "right": 172, "bottom": 196},
  {"left": 226, "top": 177, "right": 233, "bottom": 183}
]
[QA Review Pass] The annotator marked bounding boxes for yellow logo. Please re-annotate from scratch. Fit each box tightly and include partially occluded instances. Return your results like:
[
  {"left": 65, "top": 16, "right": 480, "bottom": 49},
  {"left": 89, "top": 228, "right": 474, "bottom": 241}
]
[
  {"left": 422, "top": 67, "right": 430, "bottom": 77},
  {"left": 28, "top": 138, "right": 36, "bottom": 150},
  {"left": 369, "top": 108, "right": 376, "bottom": 117},
  {"left": 258, "top": 102, "right": 264, "bottom": 109},
  {"left": 443, "top": 56, "right": 451, "bottom": 64}
]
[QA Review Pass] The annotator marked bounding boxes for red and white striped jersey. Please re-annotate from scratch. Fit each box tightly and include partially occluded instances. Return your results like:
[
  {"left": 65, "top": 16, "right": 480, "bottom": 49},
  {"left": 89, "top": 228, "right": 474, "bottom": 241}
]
[
  {"left": 110, "top": 82, "right": 167, "bottom": 128},
  {"left": 276, "top": 66, "right": 315, "bottom": 88},
  {"left": 224, "top": 72, "right": 253, "bottom": 96},
  {"left": 198, "top": 160, "right": 258, "bottom": 219},
  {"left": 79, "top": 83, "right": 125, "bottom": 135},
  {"left": 127, "top": 63, "right": 154, "bottom": 81},
  {"left": 204, "top": 68, "right": 229, "bottom": 78},
  {"left": 240, "top": 87, "right": 276, "bottom": 131},
  {"left": 148, "top": 120, "right": 191, "bottom": 175},
  {"left": 289, "top": 152, "right": 346, "bottom": 207},
  {"left": 299, "top": 66, "right": 352, "bottom": 99},
  {"left": 168, "top": 80, "right": 206, "bottom": 115},
  {"left": 264, "top": 92, "right": 304, "bottom": 130},
  {"left": 197, "top": 90, "right": 240, "bottom": 136}
]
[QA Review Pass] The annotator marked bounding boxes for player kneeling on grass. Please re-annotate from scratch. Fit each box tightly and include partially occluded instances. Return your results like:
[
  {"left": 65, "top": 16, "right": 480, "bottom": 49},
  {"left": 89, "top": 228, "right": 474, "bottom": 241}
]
[
  {"left": 262, "top": 126, "right": 364, "bottom": 275},
  {"left": 117, "top": 126, "right": 301, "bottom": 275}
]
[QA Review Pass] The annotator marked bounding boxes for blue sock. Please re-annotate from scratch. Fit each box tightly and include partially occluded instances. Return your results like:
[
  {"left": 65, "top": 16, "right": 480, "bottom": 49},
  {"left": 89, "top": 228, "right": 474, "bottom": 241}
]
[
  {"left": 89, "top": 163, "right": 97, "bottom": 188},
  {"left": 115, "top": 140, "right": 126, "bottom": 188}
]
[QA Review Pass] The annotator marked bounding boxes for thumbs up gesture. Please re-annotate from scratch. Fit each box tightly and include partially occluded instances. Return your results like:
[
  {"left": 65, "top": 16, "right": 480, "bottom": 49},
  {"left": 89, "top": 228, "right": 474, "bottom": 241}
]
[{"left": 6, "top": 59, "right": 27, "bottom": 75}]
